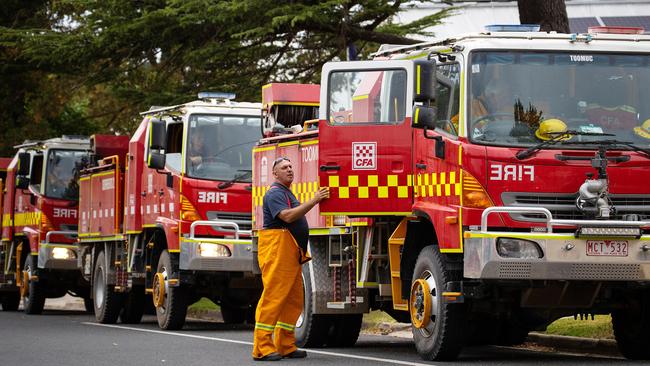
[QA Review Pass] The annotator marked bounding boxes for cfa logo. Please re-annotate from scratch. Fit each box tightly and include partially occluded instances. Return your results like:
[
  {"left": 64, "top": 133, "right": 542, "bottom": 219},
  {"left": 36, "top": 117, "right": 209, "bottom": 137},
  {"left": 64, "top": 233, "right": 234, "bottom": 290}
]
[
  {"left": 197, "top": 191, "right": 228, "bottom": 204},
  {"left": 352, "top": 142, "right": 376, "bottom": 170},
  {"left": 53, "top": 208, "right": 77, "bottom": 218}
]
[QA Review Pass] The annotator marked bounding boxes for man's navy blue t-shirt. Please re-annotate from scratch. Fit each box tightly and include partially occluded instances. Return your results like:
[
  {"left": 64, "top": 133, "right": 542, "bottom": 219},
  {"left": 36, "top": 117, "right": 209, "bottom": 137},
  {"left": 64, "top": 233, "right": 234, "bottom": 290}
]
[{"left": 262, "top": 182, "right": 309, "bottom": 252}]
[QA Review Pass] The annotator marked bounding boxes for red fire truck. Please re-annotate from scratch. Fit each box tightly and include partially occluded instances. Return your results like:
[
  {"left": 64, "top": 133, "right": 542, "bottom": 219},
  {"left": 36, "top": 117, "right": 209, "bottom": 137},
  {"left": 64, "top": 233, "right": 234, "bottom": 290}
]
[
  {"left": 78, "top": 93, "right": 262, "bottom": 329},
  {"left": 254, "top": 27, "right": 650, "bottom": 360},
  {"left": 0, "top": 136, "right": 94, "bottom": 314}
]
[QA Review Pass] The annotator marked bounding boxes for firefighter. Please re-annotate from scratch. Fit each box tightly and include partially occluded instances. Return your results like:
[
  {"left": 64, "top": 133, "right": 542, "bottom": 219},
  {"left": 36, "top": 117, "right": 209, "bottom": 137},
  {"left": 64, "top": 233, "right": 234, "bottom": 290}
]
[
  {"left": 46, "top": 160, "right": 69, "bottom": 196},
  {"left": 252, "top": 156, "right": 329, "bottom": 361},
  {"left": 188, "top": 132, "right": 207, "bottom": 168}
]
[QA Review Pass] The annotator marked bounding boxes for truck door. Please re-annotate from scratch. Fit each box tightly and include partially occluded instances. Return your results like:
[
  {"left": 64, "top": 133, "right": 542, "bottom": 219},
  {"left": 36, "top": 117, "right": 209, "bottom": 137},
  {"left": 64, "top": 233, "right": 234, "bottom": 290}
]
[{"left": 318, "top": 60, "right": 417, "bottom": 215}]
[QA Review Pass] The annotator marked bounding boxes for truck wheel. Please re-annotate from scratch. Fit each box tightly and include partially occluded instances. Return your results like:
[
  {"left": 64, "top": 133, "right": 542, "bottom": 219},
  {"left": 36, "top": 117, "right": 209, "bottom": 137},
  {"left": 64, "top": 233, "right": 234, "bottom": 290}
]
[
  {"left": 295, "top": 266, "right": 332, "bottom": 348},
  {"left": 410, "top": 246, "right": 465, "bottom": 361},
  {"left": 93, "top": 250, "right": 124, "bottom": 323},
  {"left": 22, "top": 255, "right": 46, "bottom": 315},
  {"left": 120, "top": 285, "right": 145, "bottom": 324},
  {"left": 327, "top": 314, "right": 363, "bottom": 347},
  {"left": 153, "top": 250, "right": 188, "bottom": 330},
  {"left": 612, "top": 292, "right": 650, "bottom": 360},
  {"left": 1, "top": 292, "right": 20, "bottom": 311}
]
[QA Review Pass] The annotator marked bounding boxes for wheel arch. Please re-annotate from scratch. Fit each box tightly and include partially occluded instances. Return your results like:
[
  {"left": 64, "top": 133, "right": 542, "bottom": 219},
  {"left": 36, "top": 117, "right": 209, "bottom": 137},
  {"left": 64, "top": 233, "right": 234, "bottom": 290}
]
[{"left": 400, "top": 211, "right": 438, "bottom": 300}]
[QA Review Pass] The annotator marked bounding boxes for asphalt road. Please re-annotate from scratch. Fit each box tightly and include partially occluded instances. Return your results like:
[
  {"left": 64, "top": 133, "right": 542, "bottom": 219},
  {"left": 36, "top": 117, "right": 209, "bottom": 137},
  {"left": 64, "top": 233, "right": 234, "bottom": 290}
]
[{"left": 0, "top": 307, "right": 635, "bottom": 366}]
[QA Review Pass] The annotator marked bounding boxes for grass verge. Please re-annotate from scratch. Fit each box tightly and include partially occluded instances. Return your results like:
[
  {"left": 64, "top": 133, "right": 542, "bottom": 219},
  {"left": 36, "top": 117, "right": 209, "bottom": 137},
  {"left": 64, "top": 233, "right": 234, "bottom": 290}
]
[
  {"left": 543, "top": 315, "right": 613, "bottom": 339},
  {"left": 188, "top": 297, "right": 220, "bottom": 312}
]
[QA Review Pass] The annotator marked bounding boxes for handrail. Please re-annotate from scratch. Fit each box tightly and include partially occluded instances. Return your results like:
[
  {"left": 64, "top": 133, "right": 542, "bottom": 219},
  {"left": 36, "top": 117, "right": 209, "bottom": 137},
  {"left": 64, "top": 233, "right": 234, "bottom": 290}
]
[
  {"left": 480, "top": 206, "right": 650, "bottom": 233},
  {"left": 45, "top": 230, "right": 78, "bottom": 244},
  {"left": 189, "top": 220, "right": 252, "bottom": 241}
]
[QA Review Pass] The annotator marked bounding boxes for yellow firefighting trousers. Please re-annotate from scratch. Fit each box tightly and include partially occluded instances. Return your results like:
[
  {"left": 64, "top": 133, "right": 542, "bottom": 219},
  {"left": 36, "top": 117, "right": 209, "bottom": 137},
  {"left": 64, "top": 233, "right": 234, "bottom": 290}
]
[{"left": 252, "top": 229, "right": 310, "bottom": 359}]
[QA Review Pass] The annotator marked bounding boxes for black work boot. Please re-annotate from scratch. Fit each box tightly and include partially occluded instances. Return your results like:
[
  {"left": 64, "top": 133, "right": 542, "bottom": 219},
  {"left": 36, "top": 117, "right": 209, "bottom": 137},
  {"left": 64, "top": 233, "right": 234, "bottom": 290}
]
[
  {"left": 254, "top": 352, "right": 282, "bottom": 361},
  {"left": 283, "top": 349, "right": 307, "bottom": 359}
]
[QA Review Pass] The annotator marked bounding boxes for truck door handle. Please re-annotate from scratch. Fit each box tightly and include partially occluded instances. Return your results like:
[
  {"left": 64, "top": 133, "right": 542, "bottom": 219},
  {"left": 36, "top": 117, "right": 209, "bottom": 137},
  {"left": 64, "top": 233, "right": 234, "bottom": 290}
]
[
  {"left": 320, "top": 165, "right": 341, "bottom": 171},
  {"left": 416, "top": 163, "right": 427, "bottom": 170}
]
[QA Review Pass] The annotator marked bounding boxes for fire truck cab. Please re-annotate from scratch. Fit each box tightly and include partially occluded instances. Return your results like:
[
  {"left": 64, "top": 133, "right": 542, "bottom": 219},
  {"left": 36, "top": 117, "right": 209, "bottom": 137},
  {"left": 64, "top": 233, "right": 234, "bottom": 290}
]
[
  {"left": 256, "top": 27, "right": 650, "bottom": 361},
  {"left": 79, "top": 93, "right": 263, "bottom": 329},
  {"left": 1, "top": 136, "right": 91, "bottom": 314}
]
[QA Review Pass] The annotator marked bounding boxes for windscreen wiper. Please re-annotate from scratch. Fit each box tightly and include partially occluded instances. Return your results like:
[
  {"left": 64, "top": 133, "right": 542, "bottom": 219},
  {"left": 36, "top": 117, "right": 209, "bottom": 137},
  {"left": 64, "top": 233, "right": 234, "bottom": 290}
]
[
  {"left": 515, "top": 131, "right": 614, "bottom": 160},
  {"left": 218, "top": 169, "right": 252, "bottom": 189}
]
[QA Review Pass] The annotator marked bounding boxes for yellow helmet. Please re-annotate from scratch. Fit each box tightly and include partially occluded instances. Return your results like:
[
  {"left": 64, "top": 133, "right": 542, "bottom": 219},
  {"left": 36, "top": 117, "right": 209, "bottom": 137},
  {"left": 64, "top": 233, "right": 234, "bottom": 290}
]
[
  {"left": 535, "top": 118, "right": 569, "bottom": 140},
  {"left": 634, "top": 119, "right": 650, "bottom": 139}
]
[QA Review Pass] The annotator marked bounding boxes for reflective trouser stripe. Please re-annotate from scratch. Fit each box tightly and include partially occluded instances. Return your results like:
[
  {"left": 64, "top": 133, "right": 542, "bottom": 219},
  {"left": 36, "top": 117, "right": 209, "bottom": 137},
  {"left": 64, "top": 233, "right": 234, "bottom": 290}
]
[
  {"left": 255, "top": 323, "right": 275, "bottom": 331},
  {"left": 276, "top": 321, "right": 295, "bottom": 331}
]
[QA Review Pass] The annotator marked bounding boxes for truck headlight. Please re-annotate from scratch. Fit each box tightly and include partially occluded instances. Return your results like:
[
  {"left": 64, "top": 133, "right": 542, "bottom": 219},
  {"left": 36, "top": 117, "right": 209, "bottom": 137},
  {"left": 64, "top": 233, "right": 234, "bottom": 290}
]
[
  {"left": 496, "top": 238, "right": 543, "bottom": 259},
  {"left": 52, "top": 247, "right": 75, "bottom": 260},
  {"left": 199, "top": 243, "right": 231, "bottom": 257}
]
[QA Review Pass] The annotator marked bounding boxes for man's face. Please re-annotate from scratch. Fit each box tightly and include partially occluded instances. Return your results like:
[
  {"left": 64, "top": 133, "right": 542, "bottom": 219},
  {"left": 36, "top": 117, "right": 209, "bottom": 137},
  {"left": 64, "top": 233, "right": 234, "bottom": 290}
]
[
  {"left": 272, "top": 159, "right": 293, "bottom": 186},
  {"left": 192, "top": 134, "right": 204, "bottom": 149}
]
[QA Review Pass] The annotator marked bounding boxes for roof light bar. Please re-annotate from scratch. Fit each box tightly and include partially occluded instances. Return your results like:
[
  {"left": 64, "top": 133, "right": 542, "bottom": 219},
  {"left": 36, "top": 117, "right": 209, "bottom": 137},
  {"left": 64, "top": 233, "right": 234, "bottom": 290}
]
[
  {"left": 485, "top": 24, "right": 540, "bottom": 32},
  {"left": 198, "top": 92, "right": 236, "bottom": 101},
  {"left": 588, "top": 26, "right": 644, "bottom": 35}
]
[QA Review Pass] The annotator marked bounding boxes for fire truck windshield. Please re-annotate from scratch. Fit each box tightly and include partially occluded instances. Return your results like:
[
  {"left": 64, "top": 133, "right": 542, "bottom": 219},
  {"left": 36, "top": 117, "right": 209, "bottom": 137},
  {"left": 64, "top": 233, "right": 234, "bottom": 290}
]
[
  {"left": 186, "top": 114, "right": 260, "bottom": 182},
  {"left": 44, "top": 149, "right": 89, "bottom": 200},
  {"left": 469, "top": 51, "right": 650, "bottom": 149}
]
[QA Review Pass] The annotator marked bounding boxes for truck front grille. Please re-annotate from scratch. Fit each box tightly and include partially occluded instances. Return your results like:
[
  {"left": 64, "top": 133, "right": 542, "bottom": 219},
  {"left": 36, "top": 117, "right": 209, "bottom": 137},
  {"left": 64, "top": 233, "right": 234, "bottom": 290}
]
[
  {"left": 501, "top": 192, "right": 650, "bottom": 221},
  {"left": 205, "top": 211, "right": 252, "bottom": 232}
]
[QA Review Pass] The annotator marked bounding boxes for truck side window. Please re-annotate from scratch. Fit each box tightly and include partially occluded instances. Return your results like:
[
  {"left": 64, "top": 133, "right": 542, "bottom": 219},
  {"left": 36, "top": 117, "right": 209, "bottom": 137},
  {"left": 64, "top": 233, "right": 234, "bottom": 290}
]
[
  {"left": 30, "top": 154, "right": 43, "bottom": 191},
  {"left": 166, "top": 122, "right": 183, "bottom": 172},
  {"left": 328, "top": 69, "right": 407, "bottom": 125},
  {"left": 436, "top": 63, "right": 460, "bottom": 136}
]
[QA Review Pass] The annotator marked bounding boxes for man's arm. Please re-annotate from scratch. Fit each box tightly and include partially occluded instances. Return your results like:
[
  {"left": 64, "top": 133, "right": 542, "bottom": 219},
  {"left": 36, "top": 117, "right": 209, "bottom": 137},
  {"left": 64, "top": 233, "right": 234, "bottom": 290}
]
[{"left": 277, "top": 187, "right": 329, "bottom": 223}]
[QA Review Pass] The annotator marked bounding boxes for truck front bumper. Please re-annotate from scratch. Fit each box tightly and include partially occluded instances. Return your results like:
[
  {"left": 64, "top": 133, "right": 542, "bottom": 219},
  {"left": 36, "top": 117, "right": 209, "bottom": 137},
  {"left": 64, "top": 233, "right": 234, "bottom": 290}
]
[
  {"left": 464, "top": 206, "right": 650, "bottom": 281},
  {"left": 464, "top": 233, "right": 650, "bottom": 280},
  {"left": 179, "top": 238, "right": 254, "bottom": 272},
  {"left": 38, "top": 243, "right": 79, "bottom": 270}
]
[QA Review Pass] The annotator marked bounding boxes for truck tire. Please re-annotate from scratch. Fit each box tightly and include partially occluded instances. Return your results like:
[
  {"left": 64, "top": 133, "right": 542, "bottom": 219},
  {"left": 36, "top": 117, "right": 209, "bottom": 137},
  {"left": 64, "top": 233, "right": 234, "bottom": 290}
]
[
  {"left": 154, "top": 250, "right": 188, "bottom": 330},
  {"left": 410, "top": 246, "right": 465, "bottom": 361},
  {"left": 1, "top": 292, "right": 20, "bottom": 311},
  {"left": 295, "top": 267, "right": 332, "bottom": 348},
  {"left": 93, "top": 250, "right": 124, "bottom": 323},
  {"left": 22, "top": 255, "right": 46, "bottom": 315},
  {"left": 120, "top": 285, "right": 145, "bottom": 324},
  {"left": 612, "top": 292, "right": 650, "bottom": 360},
  {"left": 327, "top": 314, "right": 363, "bottom": 347}
]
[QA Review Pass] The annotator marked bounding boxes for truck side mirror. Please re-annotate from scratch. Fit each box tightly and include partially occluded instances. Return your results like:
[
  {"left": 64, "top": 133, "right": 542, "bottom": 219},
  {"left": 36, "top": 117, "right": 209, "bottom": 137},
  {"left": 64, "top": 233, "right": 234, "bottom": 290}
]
[
  {"left": 149, "top": 118, "right": 167, "bottom": 151},
  {"left": 413, "top": 60, "right": 436, "bottom": 103},
  {"left": 17, "top": 152, "right": 30, "bottom": 176},
  {"left": 147, "top": 151, "right": 166, "bottom": 170},
  {"left": 412, "top": 105, "right": 437, "bottom": 130}
]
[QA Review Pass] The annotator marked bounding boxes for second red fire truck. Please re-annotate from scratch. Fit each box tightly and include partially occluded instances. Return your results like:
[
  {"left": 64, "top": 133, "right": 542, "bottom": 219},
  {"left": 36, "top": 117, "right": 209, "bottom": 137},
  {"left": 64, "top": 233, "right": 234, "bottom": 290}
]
[{"left": 78, "top": 93, "right": 262, "bottom": 329}]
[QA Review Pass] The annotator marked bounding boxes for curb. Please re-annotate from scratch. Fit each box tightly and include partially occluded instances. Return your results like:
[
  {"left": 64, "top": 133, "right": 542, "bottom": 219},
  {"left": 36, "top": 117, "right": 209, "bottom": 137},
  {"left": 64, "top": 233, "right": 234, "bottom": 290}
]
[
  {"left": 363, "top": 322, "right": 622, "bottom": 358},
  {"left": 526, "top": 332, "right": 620, "bottom": 357}
]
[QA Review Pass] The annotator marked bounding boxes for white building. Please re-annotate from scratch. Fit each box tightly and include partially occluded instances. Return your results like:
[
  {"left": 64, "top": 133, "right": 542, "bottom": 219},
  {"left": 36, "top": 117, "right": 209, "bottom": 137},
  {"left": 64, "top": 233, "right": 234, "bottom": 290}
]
[{"left": 398, "top": 0, "right": 650, "bottom": 40}]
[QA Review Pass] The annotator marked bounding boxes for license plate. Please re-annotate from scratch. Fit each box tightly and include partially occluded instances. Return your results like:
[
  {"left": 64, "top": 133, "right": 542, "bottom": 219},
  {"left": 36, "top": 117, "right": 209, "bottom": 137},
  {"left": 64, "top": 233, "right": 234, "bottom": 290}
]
[{"left": 586, "top": 240, "right": 628, "bottom": 257}]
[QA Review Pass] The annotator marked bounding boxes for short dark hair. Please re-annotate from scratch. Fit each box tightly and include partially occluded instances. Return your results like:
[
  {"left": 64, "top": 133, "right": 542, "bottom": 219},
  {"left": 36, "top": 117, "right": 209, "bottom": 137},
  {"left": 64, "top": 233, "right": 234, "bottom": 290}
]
[{"left": 272, "top": 157, "right": 290, "bottom": 168}]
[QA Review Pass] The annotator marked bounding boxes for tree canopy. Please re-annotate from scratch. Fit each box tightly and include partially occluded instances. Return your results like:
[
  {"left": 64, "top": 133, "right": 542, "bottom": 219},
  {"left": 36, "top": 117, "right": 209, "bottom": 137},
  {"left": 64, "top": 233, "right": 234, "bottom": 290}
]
[{"left": 0, "top": 1, "right": 454, "bottom": 156}]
